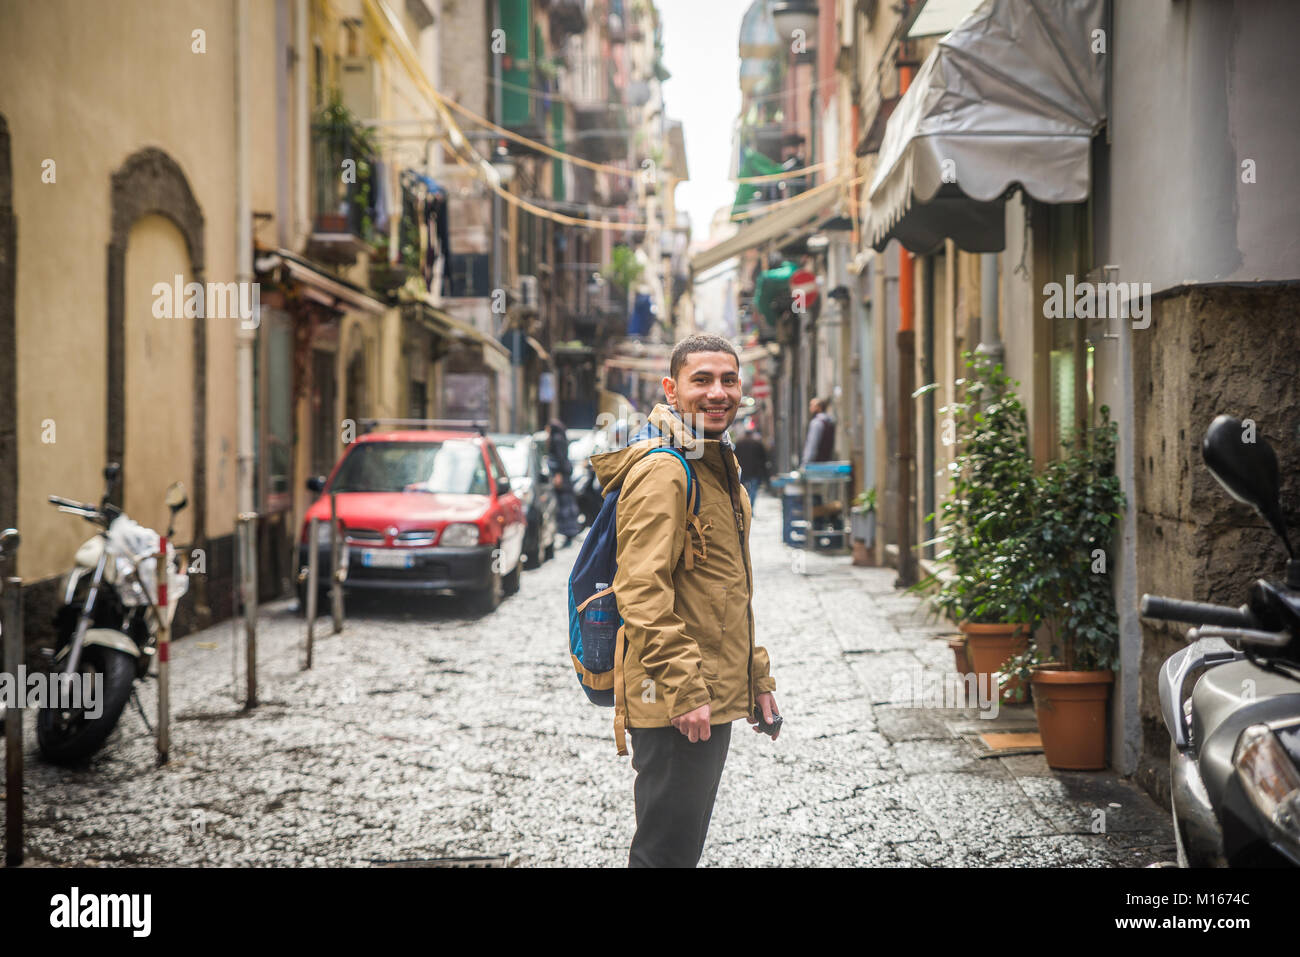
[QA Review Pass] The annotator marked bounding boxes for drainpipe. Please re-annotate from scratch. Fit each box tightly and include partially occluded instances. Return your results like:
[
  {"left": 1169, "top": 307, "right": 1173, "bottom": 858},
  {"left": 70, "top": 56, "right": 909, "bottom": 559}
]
[
  {"left": 235, "top": 0, "right": 259, "bottom": 704},
  {"left": 295, "top": 0, "right": 310, "bottom": 246},
  {"left": 894, "top": 62, "right": 917, "bottom": 588},
  {"left": 491, "top": 1, "right": 503, "bottom": 314},
  {"left": 276, "top": 0, "right": 290, "bottom": 250},
  {"left": 975, "top": 252, "right": 1003, "bottom": 362}
]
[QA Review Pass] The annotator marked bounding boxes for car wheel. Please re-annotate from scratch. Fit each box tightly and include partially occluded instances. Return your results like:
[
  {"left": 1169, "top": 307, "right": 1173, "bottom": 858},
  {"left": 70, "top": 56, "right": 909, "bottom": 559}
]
[
  {"left": 504, "top": 557, "right": 522, "bottom": 596},
  {"left": 469, "top": 569, "right": 503, "bottom": 614}
]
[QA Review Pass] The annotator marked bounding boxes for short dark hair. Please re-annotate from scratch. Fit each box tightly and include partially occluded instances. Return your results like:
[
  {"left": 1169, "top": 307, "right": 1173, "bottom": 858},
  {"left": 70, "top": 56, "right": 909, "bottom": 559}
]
[
  {"left": 812, "top": 396, "right": 830, "bottom": 413},
  {"left": 669, "top": 334, "right": 739, "bottom": 380}
]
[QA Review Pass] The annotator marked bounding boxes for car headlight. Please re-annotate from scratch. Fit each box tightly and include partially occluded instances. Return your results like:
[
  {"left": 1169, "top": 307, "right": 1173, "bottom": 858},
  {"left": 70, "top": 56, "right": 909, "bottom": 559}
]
[
  {"left": 1233, "top": 722, "right": 1300, "bottom": 852},
  {"left": 440, "top": 523, "right": 480, "bottom": 547},
  {"left": 302, "top": 520, "right": 329, "bottom": 544}
]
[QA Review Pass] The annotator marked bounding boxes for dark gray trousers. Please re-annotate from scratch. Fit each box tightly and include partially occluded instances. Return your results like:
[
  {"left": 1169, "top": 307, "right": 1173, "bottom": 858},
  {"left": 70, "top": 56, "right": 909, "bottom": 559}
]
[{"left": 627, "top": 722, "right": 732, "bottom": 868}]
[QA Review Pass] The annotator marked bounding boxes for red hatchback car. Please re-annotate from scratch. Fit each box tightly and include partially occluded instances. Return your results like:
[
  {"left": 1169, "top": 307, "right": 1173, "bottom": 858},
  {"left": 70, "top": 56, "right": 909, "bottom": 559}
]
[{"left": 297, "top": 427, "right": 526, "bottom": 614}]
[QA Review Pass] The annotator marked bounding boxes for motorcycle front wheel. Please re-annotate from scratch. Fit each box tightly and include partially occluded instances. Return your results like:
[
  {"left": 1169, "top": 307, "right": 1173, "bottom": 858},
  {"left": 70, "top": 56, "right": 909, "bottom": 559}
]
[{"left": 37, "top": 645, "right": 135, "bottom": 764}]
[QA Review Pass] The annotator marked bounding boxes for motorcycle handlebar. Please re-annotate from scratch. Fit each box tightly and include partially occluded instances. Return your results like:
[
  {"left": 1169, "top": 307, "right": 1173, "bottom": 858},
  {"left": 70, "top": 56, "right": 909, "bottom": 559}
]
[
  {"left": 48, "top": 494, "right": 110, "bottom": 527},
  {"left": 48, "top": 494, "right": 93, "bottom": 510},
  {"left": 1140, "top": 594, "right": 1258, "bottom": 629}
]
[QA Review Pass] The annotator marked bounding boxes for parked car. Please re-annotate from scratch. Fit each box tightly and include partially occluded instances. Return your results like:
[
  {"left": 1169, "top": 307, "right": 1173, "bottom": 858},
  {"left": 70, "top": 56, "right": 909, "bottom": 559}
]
[
  {"left": 489, "top": 432, "right": 557, "bottom": 568},
  {"left": 565, "top": 428, "right": 604, "bottom": 530},
  {"left": 297, "top": 426, "right": 526, "bottom": 614},
  {"left": 565, "top": 428, "right": 597, "bottom": 475}
]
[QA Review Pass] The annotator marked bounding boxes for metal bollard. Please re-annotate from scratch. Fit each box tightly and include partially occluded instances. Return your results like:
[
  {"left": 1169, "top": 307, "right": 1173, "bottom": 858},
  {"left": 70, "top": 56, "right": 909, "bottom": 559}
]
[
  {"left": 237, "top": 512, "right": 259, "bottom": 710},
  {"left": 329, "top": 492, "right": 343, "bottom": 635},
  {"left": 3, "top": 527, "right": 23, "bottom": 867},
  {"left": 304, "top": 517, "right": 319, "bottom": 670},
  {"left": 155, "top": 538, "right": 170, "bottom": 766}
]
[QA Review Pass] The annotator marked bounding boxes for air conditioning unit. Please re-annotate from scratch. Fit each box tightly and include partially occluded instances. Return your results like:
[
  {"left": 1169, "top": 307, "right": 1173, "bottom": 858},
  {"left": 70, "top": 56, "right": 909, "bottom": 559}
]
[
  {"left": 519, "top": 274, "right": 539, "bottom": 307},
  {"left": 340, "top": 56, "right": 378, "bottom": 122}
]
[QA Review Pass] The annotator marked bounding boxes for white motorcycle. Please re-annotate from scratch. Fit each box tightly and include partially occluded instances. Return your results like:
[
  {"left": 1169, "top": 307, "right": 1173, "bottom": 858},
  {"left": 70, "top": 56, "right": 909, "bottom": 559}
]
[{"left": 37, "top": 463, "right": 190, "bottom": 763}]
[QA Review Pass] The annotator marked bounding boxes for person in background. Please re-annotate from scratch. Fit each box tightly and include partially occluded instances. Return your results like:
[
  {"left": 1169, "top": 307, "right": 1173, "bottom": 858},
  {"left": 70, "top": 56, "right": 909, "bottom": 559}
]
[
  {"left": 801, "top": 396, "right": 836, "bottom": 466},
  {"left": 733, "top": 421, "right": 771, "bottom": 512},
  {"left": 546, "top": 419, "right": 581, "bottom": 546}
]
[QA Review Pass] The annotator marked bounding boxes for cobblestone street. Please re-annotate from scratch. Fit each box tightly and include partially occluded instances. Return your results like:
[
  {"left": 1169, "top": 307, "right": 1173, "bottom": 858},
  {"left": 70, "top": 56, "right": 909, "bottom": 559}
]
[{"left": 13, "top": 496, "right": 1174, "bottom": 867}]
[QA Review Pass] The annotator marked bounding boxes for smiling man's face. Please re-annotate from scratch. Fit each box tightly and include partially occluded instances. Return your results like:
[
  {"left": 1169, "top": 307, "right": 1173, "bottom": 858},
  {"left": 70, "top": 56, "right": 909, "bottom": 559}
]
[{"left": 663, "top": 351, "right": 743, "bottom": 438}]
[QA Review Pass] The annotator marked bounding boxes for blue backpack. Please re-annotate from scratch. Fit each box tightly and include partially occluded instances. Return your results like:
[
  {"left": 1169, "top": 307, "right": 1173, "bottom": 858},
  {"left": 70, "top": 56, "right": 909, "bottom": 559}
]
[{"left": 567, "top": 425, "right": 702, "bottom": 754}]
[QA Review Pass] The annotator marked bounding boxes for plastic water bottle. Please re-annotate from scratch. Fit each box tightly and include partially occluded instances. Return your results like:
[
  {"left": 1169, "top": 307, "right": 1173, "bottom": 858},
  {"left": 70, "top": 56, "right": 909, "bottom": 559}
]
[{"left": 582, "top": 582, "right": 618, "bottom": 673}]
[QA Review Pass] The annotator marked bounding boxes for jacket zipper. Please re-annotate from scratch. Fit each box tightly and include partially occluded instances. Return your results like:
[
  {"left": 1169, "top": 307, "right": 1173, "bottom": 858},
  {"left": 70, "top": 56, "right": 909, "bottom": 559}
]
[{"left": 721, "top": 449, "right": 756, "bottom": 717}]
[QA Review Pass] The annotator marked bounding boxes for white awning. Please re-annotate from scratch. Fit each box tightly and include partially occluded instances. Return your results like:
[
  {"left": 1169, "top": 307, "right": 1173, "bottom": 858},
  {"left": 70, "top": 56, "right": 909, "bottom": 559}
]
[
  {"left": 264, "top": 249, "right": 388, "bottom": 314},
  {"left": 866, "top": 0, "right": 1106, "bottom": 254},
  {"left": 690, "top": 184, "right": 839, "bottom": 275}
]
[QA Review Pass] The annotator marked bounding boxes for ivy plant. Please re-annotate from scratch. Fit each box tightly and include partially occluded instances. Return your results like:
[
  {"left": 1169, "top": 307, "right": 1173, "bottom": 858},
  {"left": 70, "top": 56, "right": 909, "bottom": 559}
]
[
  {"left": 1022, "top": 407, "right": 1126, "bottom": 671},
  {"left": 919, "top": 352, "right": 1040, "bottom": 626}
]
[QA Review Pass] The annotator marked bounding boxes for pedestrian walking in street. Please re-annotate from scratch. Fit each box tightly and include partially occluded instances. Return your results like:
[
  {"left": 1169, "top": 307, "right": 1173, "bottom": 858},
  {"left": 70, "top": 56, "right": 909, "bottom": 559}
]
[
  {"left": 801, "top": 396, "right": 836, "bottom": 465},
  {"left": 733, "top": 421, "right": 771, "bottom": 513},
  {"left": 547, "top": 419, "right": 581, "bottom": 546},
  {"left": 590, "top": 333, "right": 780, "bottom": 868}
]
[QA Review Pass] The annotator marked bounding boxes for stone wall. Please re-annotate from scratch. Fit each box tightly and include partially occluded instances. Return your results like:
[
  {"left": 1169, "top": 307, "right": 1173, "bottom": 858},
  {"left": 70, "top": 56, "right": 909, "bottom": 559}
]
[{"left": 1131, "top": 283, "right": 1300, "bottom": 799}]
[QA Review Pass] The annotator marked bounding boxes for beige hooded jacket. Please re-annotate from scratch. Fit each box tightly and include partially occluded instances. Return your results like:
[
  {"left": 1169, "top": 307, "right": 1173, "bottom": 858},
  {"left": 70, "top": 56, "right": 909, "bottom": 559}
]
[{"left": 590, "top": 403, "right": 776, "bottom": 753}]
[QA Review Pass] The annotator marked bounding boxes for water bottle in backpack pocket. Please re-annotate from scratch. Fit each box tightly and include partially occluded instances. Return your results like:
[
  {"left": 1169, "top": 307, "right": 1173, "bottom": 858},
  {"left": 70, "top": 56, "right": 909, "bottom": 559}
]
[{"left": 581, "top": 582, "right": 618, "bottom": 673}]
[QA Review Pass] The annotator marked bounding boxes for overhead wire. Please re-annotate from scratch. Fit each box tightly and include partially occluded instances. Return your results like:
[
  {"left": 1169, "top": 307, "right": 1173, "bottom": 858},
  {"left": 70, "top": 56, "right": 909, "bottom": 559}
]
[{"left": 362, "top": 0, "right": 652, "bottom": 231}]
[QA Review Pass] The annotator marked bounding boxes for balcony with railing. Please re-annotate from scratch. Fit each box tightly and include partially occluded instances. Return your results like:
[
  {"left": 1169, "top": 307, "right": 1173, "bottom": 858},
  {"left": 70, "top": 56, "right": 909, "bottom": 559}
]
[{"left": 309, "top": 103, "right": 379, "bottom": 266}]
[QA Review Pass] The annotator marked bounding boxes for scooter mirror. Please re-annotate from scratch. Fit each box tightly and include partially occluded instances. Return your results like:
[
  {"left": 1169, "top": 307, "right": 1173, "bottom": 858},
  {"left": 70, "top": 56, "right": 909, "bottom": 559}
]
[
  {"left": 1202, "top": 415, "right": 1292, "bottom": 557},
  {"left": 165, "top": 481, "right": 188, "bottom": 512}
]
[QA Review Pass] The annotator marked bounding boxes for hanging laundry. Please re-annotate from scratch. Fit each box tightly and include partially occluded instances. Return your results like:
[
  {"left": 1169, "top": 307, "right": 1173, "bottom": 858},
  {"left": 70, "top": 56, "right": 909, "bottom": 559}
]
[{"left": 373, "top": 160, "right": 391, "bottom": 234}]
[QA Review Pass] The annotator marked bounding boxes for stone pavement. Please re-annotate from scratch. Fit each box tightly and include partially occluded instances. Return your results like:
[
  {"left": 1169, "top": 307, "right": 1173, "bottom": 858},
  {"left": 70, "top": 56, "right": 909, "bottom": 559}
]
[{"left": 8, "top": 488, "right": 1174, "bottom": 866}]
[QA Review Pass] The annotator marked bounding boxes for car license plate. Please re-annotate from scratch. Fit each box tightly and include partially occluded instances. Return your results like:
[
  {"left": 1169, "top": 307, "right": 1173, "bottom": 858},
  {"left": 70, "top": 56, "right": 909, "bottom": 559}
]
[{"left": 362, "top": 549, "right": 413, "bottom": 569}]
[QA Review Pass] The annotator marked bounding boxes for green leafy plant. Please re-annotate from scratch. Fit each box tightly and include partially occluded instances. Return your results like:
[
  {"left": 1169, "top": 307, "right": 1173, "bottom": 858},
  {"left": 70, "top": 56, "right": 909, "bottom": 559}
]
[
  {"left": 1020, "top": 407, "right": 1126, "bottom": 671},
  {"left": 853, "top": 487, "right": 877, "bottom": 512},
  {"left": 917, "top": 352, "right": 1039, "bottom": 626},
  {"left": 314, "top": 90, "right": 379, "bottom": 241},
  {"left": 600, "top": 244, "right": 644, "bottom": 292}
]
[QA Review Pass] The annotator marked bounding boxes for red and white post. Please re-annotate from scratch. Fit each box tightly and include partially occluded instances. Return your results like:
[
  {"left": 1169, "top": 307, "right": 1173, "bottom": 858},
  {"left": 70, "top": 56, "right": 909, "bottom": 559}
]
[{"left": 156, "top": 537, "right": 170, "bottom": 766}]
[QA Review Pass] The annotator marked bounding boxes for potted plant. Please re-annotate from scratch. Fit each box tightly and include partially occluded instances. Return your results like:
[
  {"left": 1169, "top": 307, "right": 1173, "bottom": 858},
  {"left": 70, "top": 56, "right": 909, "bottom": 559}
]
[
  {"left": 850, "top": 487, "right": 877, "bottom": 546},
  {"left": 313, "top": 91, "right": 378, "bottom": 238},
  {"left": 1005, "top": 409, "right": 1126, "bottom": 769},
  {"left": 920, "top": 352, "right": 1040, "bottom": 702}
]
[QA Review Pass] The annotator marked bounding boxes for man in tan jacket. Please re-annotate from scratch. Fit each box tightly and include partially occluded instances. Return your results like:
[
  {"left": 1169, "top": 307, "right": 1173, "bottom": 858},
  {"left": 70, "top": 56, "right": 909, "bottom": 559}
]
[{"left": 591, "top": 334, "right": 780, "bottom": 868}]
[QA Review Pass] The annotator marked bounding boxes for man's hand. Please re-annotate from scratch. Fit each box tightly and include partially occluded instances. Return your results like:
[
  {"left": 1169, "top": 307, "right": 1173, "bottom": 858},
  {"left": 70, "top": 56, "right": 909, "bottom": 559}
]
[
  {"left": 671, "top": 703, "right": 712, "bottom": 742},
  {"left": 748, "top": 692, "right": 781, "bottom": 740}
]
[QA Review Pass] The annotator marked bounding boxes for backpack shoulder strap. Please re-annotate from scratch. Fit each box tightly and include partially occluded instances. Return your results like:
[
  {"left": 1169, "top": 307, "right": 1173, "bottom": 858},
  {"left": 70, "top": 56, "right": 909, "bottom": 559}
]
[{"left": 644, "top": 445, "right": 700, "bottom": 515}]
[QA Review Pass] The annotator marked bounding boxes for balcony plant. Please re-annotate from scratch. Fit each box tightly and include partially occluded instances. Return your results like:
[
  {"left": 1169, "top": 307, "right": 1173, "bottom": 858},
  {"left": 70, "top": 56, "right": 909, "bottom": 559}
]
[
  {"left": 313, "top": 91, "right": 378, "bottom": 240},
  {"left": 919, "top": 352, "right": 1040, "bottom": 702},
  {"left": 1004, "top": 408, "right": 1126, "bottom": 769}
]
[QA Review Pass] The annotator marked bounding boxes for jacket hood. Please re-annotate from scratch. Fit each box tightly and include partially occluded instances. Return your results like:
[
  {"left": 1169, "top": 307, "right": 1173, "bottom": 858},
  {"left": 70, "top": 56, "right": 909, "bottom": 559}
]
[{"left": 591, "top": 403, "right": 734, "bottom": 494}]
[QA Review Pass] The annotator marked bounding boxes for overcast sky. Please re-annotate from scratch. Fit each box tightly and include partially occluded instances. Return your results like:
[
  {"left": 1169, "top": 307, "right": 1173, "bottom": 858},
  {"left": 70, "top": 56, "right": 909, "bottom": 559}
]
[{"left": 657, "top": 0, "right": 753, "bottom": 242}]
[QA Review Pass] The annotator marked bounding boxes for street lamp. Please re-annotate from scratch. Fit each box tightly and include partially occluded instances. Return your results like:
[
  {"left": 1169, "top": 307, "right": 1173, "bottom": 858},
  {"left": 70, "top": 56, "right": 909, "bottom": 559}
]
[{"left": 770, "top": 0, "right": 819, "bottom": 46}]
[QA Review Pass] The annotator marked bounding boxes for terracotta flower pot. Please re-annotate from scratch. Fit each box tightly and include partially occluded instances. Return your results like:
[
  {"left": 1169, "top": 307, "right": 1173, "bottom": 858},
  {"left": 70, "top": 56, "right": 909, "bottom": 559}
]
[
  {"left": 959, "top": 621, "right": 1028, "bottom": 704},
  {"left": 1030, "top": 669, "right": 1114, "bottom": 770},
  {"left": 946, "top": 635, "right": 971, "bottom": 676}
]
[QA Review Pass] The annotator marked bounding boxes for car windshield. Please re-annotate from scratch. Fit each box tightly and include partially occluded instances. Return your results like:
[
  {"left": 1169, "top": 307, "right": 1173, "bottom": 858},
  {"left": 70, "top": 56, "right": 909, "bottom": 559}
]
[
  {"left": 496, "top": 444, "right": 529, "bottom": 478},
  {"left": 330, "top": 441, "right": 489, "bottom": 495}
]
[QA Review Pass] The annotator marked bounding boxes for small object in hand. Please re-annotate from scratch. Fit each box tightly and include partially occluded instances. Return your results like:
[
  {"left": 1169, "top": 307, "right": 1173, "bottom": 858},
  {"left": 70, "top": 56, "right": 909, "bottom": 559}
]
[{"left": 752, "top": 705, "right": 782, "bottom": 737}]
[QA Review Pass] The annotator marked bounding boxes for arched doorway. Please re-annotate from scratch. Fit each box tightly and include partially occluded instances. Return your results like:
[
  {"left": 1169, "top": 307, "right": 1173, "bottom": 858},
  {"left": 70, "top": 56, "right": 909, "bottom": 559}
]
[
  {"left": 122, "top": 214, "right": 195, "bottom": 543},
  {"left": 106, "top": 147, "right": 206, "bottom": 615}
]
